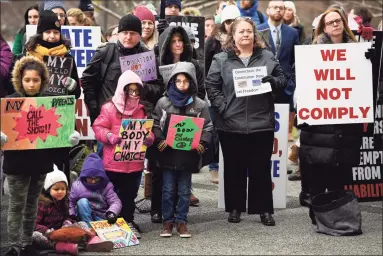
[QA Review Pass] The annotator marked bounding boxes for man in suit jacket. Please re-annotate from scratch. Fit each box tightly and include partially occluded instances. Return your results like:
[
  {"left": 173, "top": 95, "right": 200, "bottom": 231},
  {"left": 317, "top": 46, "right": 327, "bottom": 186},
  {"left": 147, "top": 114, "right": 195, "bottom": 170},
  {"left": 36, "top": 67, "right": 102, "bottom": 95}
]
[{"left": 258, "top": 0, "right": 299, "bottom": 141}]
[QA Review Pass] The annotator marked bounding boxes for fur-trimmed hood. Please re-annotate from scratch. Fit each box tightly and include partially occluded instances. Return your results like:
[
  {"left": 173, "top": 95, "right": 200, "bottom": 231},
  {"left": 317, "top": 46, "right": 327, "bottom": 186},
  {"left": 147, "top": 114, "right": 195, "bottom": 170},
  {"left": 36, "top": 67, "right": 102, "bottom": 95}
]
[{"left": 12, "top": 56, "right": 49, "bottom": 96}]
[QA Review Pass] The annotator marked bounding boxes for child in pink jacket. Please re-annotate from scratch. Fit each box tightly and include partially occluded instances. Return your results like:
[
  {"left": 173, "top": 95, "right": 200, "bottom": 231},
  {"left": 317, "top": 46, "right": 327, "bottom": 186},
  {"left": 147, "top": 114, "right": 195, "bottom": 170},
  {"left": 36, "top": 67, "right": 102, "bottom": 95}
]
[{"left": 92, "top": 70, "right": 154, "bottom": 239}]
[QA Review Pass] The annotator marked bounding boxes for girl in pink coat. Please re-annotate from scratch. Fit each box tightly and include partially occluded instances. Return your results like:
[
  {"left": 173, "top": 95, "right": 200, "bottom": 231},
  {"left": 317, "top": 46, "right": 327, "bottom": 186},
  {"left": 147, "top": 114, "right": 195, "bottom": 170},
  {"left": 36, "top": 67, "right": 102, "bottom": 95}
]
[{"left": 92, "top": 70, "right": 154, "bottom": 239}]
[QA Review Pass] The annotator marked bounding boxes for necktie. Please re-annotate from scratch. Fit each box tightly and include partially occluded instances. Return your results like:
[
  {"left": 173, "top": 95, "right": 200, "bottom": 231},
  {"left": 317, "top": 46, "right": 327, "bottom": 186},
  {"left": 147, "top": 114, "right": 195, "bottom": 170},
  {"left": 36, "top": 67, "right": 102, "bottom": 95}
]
[{"left": 275, "top": 27, "right": 281, "bottom": 57}]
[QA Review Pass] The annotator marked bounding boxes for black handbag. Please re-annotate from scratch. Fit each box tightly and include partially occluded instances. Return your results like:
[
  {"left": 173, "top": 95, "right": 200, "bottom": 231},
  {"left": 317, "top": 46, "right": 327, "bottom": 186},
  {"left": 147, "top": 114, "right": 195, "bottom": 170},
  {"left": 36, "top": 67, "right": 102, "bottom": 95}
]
[{"left": 312, "top": 190, "right": 362, "bottom": 236}]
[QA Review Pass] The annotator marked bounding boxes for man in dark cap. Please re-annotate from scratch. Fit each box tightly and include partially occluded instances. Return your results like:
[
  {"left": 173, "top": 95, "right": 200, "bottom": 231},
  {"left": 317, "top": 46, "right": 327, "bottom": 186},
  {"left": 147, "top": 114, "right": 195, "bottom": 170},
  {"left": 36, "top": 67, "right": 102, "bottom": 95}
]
[
  {"left": 165, "top": 0, "right": 181, "bottom": 16},
  {"left": 78, "top": 0, "right": 97, "bottom": 25}
]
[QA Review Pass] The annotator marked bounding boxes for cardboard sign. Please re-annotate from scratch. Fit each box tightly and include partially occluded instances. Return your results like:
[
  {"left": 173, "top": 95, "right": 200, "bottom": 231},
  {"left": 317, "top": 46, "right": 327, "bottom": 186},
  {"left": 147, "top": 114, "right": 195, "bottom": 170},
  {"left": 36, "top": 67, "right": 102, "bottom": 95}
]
[
  {"left": 26, "top": 25, "right": 102, "bottom": 77},
  {"left": 218, "top": 104, "right": 289, "bottom": 209},
  {"left": 166, "top": 115, "right": 204, "bottom": 151},
  {"left": 90, "top": 218, "right": 139, "bottom": 249},
  {"left": 232, "top": 67, "right": 272, "bottom": 97},
  {"left": 75, "top": 96, "right": 95, "bottom": 140},
  {"left": 1, "top": 96, "right": 75, "bottom": 150},
  {"left": 43, "top": 56, "right": 73, "bottom": 96},
  {"left": 114, "top": 119, "right": 153, "bottom": 162},
  {"left": 119, "top": 51, "right": 157, "bottom": 82},
  {"left": 159, "top": 64, "right": 176, "bottom": 82},
  {"left": 295, "top": 42, "right": 374, "bottom": 125}
]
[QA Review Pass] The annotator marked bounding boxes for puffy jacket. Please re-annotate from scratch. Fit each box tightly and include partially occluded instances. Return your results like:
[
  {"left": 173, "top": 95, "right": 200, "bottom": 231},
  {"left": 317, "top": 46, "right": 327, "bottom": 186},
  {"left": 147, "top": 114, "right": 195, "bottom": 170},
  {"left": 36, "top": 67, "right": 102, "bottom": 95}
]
[
  {"left": 92, "top": 70, "right": 154, "bottom": 174},
  {"left": 206, "top": 47, "right": 287, "bottom": 134},
  {"left": 0, "top": 37, "right": 12, "bottom": 97},
  {"left": 158, "top": 26, "right": 206, "bottom": 100},
  {"left": 299, "top": 33, "right": 363, "bottom": 167},
  {"left": 69, "top": 154, "right": 122, "bottom": 218},
  {"left": 81, "top": 41, "right": 164, "bottom": 123},
  {"left": 152, "top": 62, "right": 213, "bottom": 172}
]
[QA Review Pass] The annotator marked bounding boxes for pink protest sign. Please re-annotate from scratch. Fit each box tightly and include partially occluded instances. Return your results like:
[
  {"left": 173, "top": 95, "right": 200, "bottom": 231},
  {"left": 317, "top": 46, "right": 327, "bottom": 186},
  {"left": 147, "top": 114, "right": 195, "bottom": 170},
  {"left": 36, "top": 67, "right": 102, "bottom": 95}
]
[
  {"left": 165, "top": 115, "right": 204, "bottom": 151},
  {"left": 119, "top": 51, "right": 157, "bottom": 82}
]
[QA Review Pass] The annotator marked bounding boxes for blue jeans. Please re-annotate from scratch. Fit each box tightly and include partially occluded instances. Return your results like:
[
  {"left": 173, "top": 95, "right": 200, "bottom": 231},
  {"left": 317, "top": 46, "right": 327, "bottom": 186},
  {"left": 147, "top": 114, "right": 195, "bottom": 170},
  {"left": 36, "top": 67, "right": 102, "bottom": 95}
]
[
  {"left": 76, "top": 198, "right": 104, "bottom": 225},
  {"left": 96, "top": 141, "right": 104, "bottom": 158},
  {"left": 162, "top": 170, "right": 192, "bottom": 224},
  {"left": 208, "top": 107, "right": 219, "bottom": 170}
]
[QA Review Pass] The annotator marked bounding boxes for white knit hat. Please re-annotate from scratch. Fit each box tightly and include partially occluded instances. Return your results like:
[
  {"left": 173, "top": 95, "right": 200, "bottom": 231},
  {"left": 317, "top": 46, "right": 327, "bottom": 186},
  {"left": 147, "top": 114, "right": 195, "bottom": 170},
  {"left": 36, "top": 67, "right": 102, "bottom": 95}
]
[
  {"left": 221, "top": 5, "right": 241, "bottom": 24},
  {"left": 44, "top": 165, "right": 68, "bottom": 190},
  {"left": 284, "top": 1, "right": 296, "bottom": 14}
]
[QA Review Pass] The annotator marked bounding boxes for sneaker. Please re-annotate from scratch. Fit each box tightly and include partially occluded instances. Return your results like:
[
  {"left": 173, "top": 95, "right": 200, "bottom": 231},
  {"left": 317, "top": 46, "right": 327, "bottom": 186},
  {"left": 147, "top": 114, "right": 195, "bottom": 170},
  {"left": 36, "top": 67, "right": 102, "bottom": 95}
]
[
  {"left": 177, "top": 223, "right": 191, "bottom": 238},
  {"left": 160, "top": 222, "right": 174, "bottom": 237},
  {"left": 190, "top": 193, "right": 199, "bottom": 206},
  {"left": 128, "top": 222, "right": 141, "bottom": 239},
  {"left": 5, "top": 248, "right": 18, "bottom": 256},
  {"left": 210, "top": 170, "right": 219, "bottom": 184},
  {"left": 288, "top": 168, "right": 301, "bottom": 181}
]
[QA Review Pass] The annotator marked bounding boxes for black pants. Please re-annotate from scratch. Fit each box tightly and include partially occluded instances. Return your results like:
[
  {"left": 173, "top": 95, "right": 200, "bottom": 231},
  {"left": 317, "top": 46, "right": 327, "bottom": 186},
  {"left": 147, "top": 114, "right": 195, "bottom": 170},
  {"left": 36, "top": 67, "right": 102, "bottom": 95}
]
[
  {"left": 106, "top": 171, "right": 142, "bottom": 222},
  {"left": 218, "top": 131, "right": 274, "bottom": 214},
  {"left": 150, "top": 162, "right": 163, "bottom": 215}
]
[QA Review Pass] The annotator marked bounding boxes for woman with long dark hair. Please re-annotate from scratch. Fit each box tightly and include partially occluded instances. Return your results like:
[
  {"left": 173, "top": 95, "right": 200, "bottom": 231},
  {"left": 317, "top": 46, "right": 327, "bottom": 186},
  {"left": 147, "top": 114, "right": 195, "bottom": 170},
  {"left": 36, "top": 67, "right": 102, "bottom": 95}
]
[{"left": 13, "top": 5, "right": 39, "bottom": 56}]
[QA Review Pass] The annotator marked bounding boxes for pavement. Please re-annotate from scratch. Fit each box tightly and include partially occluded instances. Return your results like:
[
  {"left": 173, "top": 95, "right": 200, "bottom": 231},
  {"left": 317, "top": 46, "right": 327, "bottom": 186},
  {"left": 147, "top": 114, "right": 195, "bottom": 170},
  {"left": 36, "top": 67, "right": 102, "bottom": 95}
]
[{"left": 1, "top": 164, "right": 382, "bottom": 255}]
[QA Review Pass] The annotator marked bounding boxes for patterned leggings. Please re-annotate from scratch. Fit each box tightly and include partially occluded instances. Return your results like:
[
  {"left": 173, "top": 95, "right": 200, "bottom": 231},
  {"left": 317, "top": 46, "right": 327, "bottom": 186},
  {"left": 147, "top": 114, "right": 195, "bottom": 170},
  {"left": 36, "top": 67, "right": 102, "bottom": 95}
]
[{"left": 32, "top": 221, "right": 91, "bottom": 250}]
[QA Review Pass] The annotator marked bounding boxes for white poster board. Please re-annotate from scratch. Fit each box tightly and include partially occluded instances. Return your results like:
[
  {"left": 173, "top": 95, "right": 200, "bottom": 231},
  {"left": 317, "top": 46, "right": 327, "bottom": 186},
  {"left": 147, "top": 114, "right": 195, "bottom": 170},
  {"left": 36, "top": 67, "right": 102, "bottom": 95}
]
[
  {"left": 295, "top": 43, "right": 374, "bottom": 125},
  {"left": 232, "top": 66, "right": 271, "bottom": 97},
  {"left": 218, "top": 104, "right": 289, "bottom": 209}
]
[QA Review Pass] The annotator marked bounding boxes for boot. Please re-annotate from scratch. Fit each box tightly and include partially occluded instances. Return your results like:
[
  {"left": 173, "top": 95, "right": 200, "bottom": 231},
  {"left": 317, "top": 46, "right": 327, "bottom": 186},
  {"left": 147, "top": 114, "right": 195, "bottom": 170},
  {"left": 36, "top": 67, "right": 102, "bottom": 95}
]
[
  {"left": 190, "top": 193, "right": 199, "bottom": 206},
  {"left": 86, "top": 236, "right": 113, "bottom": 252},
  {"left": 288, "top": 168, "right": 301, "bottom": 181},
  {"left": 300, "top": 164, "right": 311, "bottom": 207},
  {"left": 288, "top": 112, "right": 295, "bottom": 142},
  {"left": 56, "top": 242, "right": 78, "bottom": 255},
  {"left": 210, "top": 170, "right": 219, "bottom": 184},
  {"left": 288, "top": 145, "right": 299, "bottom": 165},
  {"left": 228, "top": 210, "right": 241, "bottom": 223}
]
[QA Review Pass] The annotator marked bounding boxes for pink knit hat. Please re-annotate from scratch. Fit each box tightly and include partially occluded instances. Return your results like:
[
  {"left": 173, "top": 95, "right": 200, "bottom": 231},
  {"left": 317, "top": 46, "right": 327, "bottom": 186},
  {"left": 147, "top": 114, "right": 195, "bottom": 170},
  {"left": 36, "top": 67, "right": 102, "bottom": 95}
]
[{"left": 134, "top": 5, "right": 155, "bottom": 23}]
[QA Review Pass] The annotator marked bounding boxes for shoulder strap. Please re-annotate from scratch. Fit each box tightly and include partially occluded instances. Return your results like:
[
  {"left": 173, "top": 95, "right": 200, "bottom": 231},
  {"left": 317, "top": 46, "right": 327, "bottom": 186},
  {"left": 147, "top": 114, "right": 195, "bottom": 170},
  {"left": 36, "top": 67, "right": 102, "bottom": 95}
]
[
  {"left": 257, "top": 10, "right": 265, "bottom": 24},
  {"left": 100, "top": 43, "right": 116, "bottom": 82}
]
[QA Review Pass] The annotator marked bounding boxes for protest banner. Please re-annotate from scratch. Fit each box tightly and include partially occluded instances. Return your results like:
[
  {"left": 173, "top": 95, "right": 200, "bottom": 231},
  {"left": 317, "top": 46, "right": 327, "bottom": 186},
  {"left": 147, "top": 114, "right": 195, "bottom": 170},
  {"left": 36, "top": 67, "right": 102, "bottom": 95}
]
[
  {"left": 1, "top": 96, "right": 75, "bottom": 150},
  {"left": 295, "top": 42, "right": 374, "bottom": 125},
  {"left": 119, "top": 51, "right": 157, "bottom": 82},
  {"left": 159, "top": 63, "right": 176, "bottom": 82},
  {"left": 232, "top": 66, "right": 272, "bottom": 97},
  {"left": 90, "top": 218, "right": 139, "bottom": 249},
  {"left": 75, "top": 95, "right": 95, "bottom": 140},
  {"left": 218, "top": 104, "right": 289, "bottom": 209},
  {"left": 114, "top": 119, "right": 153, "bottom": 162},
  {"left": 43, "top": 56, "right": 73, "bottom": 96}
]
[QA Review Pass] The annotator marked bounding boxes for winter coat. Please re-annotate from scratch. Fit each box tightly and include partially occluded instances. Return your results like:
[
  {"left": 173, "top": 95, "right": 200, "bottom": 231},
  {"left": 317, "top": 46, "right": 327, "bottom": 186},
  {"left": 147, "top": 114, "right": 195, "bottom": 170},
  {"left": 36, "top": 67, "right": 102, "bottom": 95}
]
[
  {"left": 2, "top": 56, "right": 56, "bottom": 176},
  {"left": 35, "top": 194, "right": 71, "bottom": 234},
  {"left": 152, "top": 62, "right": 213, "bottom": 172},
  {"left": 69, "top": 154, "right": 122, "bottom": 218},
  {"left": 0, "top": 38, "right": 12, "bottom": 97},
  {"left": 205, "top": 35, "right": 224, "bottom": 77},
  {"left": 81, "top": 41, "right": 164, "bottom": 123},
  {"left": 299, "top": 33, "right": 363, "bottom": 167},
  {"left": 236, "top": 0, "right": 267, "bottom": 26},
  {"left": 206, "top": 47, "right": 287, "bottom": 134},
  {"left": 158, "top": 26, "right": 206, "bottom": 100},
  {"left": 293, "top": 23, "right": 306, "bottom": 44},
  {"left": 92, "top": 71, "right": 155, "bottom": 174},
  {"left": 13, "top": 30, "right": 25, "bottom": 56}
]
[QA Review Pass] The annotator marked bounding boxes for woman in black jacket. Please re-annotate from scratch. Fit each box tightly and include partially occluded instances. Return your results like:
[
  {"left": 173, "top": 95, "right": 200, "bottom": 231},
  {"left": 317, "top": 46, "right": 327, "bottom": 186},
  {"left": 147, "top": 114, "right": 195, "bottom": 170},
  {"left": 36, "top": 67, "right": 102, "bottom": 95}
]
[{"left": 206, "top": 18, "right": 287, "bottom": 226}]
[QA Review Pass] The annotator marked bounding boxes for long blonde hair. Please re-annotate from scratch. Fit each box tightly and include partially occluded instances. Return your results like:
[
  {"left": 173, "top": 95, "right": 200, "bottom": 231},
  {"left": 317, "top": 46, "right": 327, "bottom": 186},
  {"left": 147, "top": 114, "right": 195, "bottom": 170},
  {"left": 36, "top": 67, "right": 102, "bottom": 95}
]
[
  {"left": 67, "top": 8, "right": 91, "bottom": 26},
  {"left": 142, "top": 24, "right": 158, "bottom": 50},
  {"left": 223, "top": 18, "right": 265, "bottom": 55},
  {"left": 313, "top": 9, "right": 357, "bottom": 44}
]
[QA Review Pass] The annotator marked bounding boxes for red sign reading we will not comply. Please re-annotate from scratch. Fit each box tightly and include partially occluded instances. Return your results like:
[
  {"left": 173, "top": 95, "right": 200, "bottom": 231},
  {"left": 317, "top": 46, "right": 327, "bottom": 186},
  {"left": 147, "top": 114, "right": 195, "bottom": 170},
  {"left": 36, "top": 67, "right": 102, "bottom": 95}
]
[{"left": 295, "top": 43, "right": 374, "bottom": 125}]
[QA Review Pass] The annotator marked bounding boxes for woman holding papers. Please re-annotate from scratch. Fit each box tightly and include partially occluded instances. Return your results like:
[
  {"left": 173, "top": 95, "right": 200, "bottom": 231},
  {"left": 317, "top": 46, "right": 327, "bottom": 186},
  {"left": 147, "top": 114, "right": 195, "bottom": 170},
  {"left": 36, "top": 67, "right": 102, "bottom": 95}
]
[
  {"left": 300, "top": 9, "right": 363, "bottom": 225},
  {"left": 206, "top": 18, "right": 287, "bottom": 226}
]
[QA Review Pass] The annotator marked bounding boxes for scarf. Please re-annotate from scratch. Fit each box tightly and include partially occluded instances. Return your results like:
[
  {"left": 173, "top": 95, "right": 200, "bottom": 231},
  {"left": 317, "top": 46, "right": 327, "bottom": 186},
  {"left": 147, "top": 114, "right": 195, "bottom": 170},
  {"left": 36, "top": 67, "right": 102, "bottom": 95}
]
[
  {"left": 117, "top": 40, "right": 141, "bottom": 56},
  {"left": 28, "top": 44, "right": 69, "bottom": 61},
  {"left": 167, "top": 81, "right": 193, "bottom": 108},
  {"left": 315, "top": 32, "right": 355, "bottom": 45},
  {"left": 118, "top": 95, "right": 140, "bottom": 116}
]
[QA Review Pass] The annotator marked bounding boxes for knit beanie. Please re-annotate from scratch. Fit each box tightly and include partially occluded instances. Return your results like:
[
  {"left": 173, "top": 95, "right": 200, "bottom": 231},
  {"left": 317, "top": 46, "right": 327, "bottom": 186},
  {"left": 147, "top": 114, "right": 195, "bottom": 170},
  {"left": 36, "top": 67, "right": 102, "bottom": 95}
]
[
  {"left": 221, "top": 5, "right": 241, "bottom": 24},
  {"left": 118, "top": 14, "right": 142, "bottom": 35},
  {"left": 44, "top": 165, "right": 68, "bottom": 191},
  {"left": 37, "top": 10, "right": 62, "bottom": 34},
  {"left": 78, "top": 0, "right": 94, "bottom": 12},
  {"left": 146, "top": 4, "right": 158, "bottom": 15},
  {"left": 284, "top": 1, "right": 296, "bottom": 14},
  {"left": 44, "top": 0, "right": 65, "bottom": 12},
  {"left": 165, "top": 0, "right": 182, "bottom": 11},
  {"left": 135, "top": 5, "right": 155, "bottom": 23}
]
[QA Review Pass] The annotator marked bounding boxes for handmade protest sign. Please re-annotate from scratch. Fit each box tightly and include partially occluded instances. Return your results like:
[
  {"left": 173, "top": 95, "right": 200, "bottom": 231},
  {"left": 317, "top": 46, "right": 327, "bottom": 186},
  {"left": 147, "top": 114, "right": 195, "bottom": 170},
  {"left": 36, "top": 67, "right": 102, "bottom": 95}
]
[
  {"left": 114, "top": 119, "right": 153, "bottom": 162},
  {"left": 1, "top": 96, "right": 75, "bottom": 150},
  {"left": 295, "top": 42, "right": 374, "bottom": 125},
  {"left": 90, "top": 218, "right": 139, "bottom": 249},
  {"left": 120, "top": 51, "right": 157, "bottom": 82},
  {"left": 43, "top": 56, "right": 73, "bottom": 96},
  {"left": 159, "top": 64, "right": 176, "bottom": 82},
  {"left": 232, "top": 66, "right": 272, "bottom": 97},
  {"left": 166, "top": 115, "right": 204, "bottom": 151}
]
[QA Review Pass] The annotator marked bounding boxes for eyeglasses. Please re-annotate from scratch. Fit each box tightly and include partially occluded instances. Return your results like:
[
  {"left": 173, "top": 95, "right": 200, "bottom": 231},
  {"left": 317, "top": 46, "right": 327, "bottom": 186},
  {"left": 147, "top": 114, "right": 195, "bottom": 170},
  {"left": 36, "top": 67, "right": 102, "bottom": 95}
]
[
  {"left": 86, "top": 177, "right": 101, "bottom": 183},
  {"left": 128, "top": 89, "right": 140, "bottom": 95},
  {"left": 175, "top": 80, "right": 190, "bottom": 86},
  {"left": 269, "top": 6, "right": 285, "bottom": 10},
  {"left": 56, "top": 13, "right": 66, "bottom": 19},
  {"left": 325, "top": 18, "right": 343, "bottom": 26}
]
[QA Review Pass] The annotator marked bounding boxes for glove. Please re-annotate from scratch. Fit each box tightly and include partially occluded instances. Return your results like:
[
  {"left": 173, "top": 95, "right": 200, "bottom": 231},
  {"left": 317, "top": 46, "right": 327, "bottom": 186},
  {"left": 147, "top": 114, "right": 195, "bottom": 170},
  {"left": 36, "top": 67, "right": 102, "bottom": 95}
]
[
  {"left": 69, "top": 131, "right": 80, "bottom": 146},
  {"left": 365, "top": 48, "right": 375, "bottom": 61},
  {"left": 106, "top": 211, "right": 117, "bottom": 224},
  {"left": 196, "top": 143, "right": 205, "bottom": 155},
  {"left": 62, "top": 77, "right": 77, "bottom": 92},
  {"left": 45, "top": 228, "right": 54, "bottom": 237},
  {"left": 89, "top": 108, "right": 99, "bottom": 125},
  {"left": 261, "top": 75, "right": 277, "bottom": 91},
  {"left": 1, "top": 131, "right": 8, "bottom": 147},
  {"left": 62, "top": 220, "right": 73, "bottom": 228},
  {"left": 106, "top": 132, "right": 122, "bottom": 145},
  {"left": 143, "top": 132, "right": 154, "bottom": 146},
  {"left": 157, "top": 19, "right": 169, "bottom": 35},
  {"left": 157, "top": 140, "right": 168, "bottom": 152}
]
